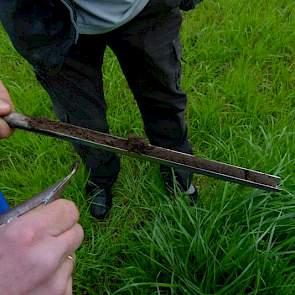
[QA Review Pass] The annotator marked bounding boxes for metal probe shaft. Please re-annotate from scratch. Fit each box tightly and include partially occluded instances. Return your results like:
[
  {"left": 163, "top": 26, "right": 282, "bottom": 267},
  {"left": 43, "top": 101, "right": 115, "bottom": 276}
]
[{"left": 4, "top": 112, "right": 281, "bottom": 192}]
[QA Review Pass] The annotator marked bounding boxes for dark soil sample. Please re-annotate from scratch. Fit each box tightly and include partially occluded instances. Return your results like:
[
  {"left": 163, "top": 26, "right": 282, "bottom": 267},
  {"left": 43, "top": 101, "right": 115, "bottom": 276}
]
[
  {"left": 26, "top": 116, "right": 279, "bottom": 190},
  {"left": 126, "top": 134, "right": 152, "bottom": 154}
]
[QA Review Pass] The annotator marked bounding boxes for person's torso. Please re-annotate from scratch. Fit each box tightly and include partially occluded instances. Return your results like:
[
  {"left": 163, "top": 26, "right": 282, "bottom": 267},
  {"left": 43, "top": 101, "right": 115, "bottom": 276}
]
[
  {"left": 0, "top": 0, "right": 201, "bottom": 73},
  {"left": 73, "top": 0, "right": 150, "bottom": 34}
]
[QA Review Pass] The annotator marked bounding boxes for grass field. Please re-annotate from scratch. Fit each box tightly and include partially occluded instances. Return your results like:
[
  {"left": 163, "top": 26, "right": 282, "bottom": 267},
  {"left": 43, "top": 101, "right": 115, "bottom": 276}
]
[{"left": 1, "top": 0, "right": 295, "bottom": 294}]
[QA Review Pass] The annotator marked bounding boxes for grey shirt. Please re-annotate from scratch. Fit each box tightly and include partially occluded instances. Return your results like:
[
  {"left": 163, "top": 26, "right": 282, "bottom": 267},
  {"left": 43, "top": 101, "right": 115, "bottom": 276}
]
[{"left": 73, "top": 0, "right": 150, "bottom": 35}]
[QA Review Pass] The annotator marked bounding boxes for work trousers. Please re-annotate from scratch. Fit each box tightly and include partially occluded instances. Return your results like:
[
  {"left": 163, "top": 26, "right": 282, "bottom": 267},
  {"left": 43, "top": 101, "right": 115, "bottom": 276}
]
[{"left": 36, "top": 1, "right": 193, "bottom": 191}]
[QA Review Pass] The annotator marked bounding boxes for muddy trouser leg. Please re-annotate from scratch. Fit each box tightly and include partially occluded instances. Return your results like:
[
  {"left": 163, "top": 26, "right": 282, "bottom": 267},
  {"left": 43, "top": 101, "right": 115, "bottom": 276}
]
[
  {"left": 108, "top": 5, "right": 193, "bottom": 191},
  {"left": 35, "top": 35, "right": 120, "bottom": 190}
]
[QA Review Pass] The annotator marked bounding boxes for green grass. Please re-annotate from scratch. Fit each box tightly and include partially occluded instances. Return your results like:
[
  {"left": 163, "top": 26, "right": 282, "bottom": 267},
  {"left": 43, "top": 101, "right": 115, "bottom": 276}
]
[{"left": 1, "top": 0, "right": 295, "bottom": 294}]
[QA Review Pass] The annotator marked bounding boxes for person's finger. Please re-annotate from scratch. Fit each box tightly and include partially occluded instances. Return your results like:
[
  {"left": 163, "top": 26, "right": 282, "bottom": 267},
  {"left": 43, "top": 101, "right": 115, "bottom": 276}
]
[
  {"left": 0, "top": 80, "right": 14, "bottom": 114},
  {"left": 53, "top": 223, "right": 84, "bottom": 258},
  {"left": 0, "top": 81, "right": 15, "bottom": 138},
  {"left": 66, "top": 253, "right": 76, "bottom": 266},
  {"left": 0, "top": 119, "right": 13, "bottom": 138},
  {"left": 30, "top": 257, "right": 74, "bottom": 295},
  {"left": 33, "top": 224, "right": 83, "bottom": 269},
  {"left": 0, "top": 80, "right": 11, "bottom": 100},
  {"left": 20, "top": 199, "right": 80, "bottom": 237},
  {"left": 28, "top": 224, "right": 81, "bottom": 278},
  {"left": 0, "top": 99, "right": 11, "bottom": 115},
  {"left": 48, "top": 259, "right": 74, "bottom": 295},
  {"left": 23, "top": 225, "right": 82, "bottom": 290},
  {"left": 64, "top": 277, "right": 73, "bottom": 295}
]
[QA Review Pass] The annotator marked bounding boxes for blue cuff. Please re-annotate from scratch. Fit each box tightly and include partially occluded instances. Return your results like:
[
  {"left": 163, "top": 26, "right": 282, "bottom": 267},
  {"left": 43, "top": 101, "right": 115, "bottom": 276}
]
[{"left": 0, "top": 192, "right": 10, "bottom": 214}]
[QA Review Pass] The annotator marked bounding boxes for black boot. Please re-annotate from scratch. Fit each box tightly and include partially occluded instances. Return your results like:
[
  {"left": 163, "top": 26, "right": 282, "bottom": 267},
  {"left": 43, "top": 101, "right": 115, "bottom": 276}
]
[
  {"left": 185, "top": 183, "right": 198, "bottom": 204},
  {"left": 86, "top": 184, "right": 113, "bottom": 220},
  {"left": 160, "top": 166, "right": 198, "bottom": 204}
]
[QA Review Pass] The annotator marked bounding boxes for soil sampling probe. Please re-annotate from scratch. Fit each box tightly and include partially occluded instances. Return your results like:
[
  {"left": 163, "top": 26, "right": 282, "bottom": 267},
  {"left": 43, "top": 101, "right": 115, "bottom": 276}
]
[{"left": 4, "top": 112, "right": 281, "bottom": 192}]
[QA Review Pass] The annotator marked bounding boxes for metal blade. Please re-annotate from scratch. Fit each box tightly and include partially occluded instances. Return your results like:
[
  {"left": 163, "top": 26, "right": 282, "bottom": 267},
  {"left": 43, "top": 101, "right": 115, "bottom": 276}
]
[
  {"left": 4, "top": 112, "right": 281, "bottom": 192},
  {"left": 0, "top": 161, "right": 79, "bottom": 225}
]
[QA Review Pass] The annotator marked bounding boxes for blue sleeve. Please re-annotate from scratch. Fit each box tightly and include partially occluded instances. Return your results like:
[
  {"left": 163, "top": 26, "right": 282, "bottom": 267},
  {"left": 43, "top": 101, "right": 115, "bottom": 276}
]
[{"left": 0, "top": 192, "right": 10, "bottom": 214}]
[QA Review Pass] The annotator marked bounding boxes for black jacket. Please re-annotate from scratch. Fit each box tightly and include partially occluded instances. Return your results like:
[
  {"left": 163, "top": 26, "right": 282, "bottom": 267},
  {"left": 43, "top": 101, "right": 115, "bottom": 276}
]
[
  {"left": 0, "top": 0, "right": 201, "bottom": 74},
  {"left": 0, "top": 0, "right": 76, "bottom": 74}
]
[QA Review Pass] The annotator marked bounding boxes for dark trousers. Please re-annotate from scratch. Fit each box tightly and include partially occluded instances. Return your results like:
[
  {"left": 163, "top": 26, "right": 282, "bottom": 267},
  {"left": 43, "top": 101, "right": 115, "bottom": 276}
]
[{"left": 36, "top": 1, "right": 193, "bottom": 191}]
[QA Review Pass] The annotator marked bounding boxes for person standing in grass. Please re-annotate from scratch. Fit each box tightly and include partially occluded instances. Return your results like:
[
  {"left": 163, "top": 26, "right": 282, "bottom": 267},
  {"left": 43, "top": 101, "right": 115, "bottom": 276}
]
[{"left": 0, "top": 0, "right": 201, "bottom": 220}]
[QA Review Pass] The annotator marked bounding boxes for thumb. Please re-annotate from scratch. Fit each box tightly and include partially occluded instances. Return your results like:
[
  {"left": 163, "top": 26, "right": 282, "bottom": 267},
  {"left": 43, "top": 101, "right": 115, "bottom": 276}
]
[{"left": 0, "top": 81, "right": 14, "bottom": 115}]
